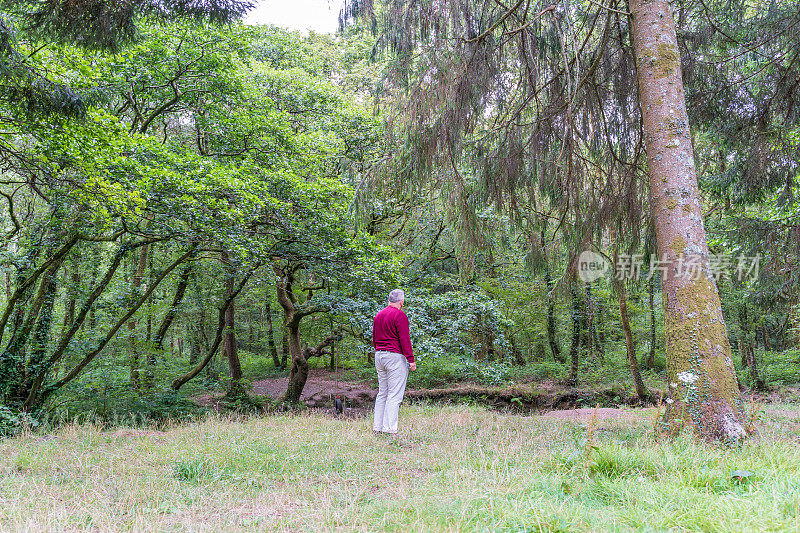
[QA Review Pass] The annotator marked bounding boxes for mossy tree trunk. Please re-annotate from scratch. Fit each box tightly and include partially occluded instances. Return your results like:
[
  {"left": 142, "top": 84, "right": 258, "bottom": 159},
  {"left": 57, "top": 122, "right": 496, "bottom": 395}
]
[
  {"left": 630, "top": 0, "right": 747, "bottom": 439},
  {"left": 273, "top": 263, "right": 326, "bottom": 404},
  {"left": 611, "top": 253, "right": 651, "bottom": 402},
  {"left": 284, "top": 322, "right": 307, "bottom": 403}
]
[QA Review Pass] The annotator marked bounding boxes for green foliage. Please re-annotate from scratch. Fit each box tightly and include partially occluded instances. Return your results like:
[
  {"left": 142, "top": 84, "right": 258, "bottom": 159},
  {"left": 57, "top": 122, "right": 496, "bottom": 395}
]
[
  {"left": 0, "top": 404, "right": 38, "bottom": 436},
  {"left": 406, "top": 285, "right": 512, "bottom": 361},
  {"left": 405, "top": 356, "right": 511, "bottom": 388}
]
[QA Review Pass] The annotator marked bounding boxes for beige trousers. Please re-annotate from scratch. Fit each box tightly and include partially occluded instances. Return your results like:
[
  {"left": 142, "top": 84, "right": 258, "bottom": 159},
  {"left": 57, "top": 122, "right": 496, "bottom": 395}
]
[{"left": 373, "top": 350, "right": 409, "bottom": 433}]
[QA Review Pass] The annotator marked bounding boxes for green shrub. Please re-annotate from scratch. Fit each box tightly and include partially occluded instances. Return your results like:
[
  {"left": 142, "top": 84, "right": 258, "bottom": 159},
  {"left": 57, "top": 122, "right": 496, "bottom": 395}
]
[
  {"left": 51, "top": 386, "right": 203, "bottom": 427},
  {"left": 0, "top": 405, "right": 38, "bottom": 437}
]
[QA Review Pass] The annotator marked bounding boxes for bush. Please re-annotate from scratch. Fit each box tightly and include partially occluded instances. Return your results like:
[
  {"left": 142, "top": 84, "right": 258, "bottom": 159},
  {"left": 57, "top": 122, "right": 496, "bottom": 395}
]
[
  {"left": 51, "top": 386, "right": 204, "bottom": 427},
  {"left": 456, "top": 360, "right": 512, "bottom": 386},
  {"left": 0, "top": 405, "right": 38, "bottom": 437},
  {"left": 405, "top": 356, "right": 514, "bottom": 388}
]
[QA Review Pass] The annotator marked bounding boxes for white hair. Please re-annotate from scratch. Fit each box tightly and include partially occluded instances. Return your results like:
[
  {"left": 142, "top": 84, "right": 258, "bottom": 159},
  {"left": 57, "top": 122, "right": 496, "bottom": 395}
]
[{"left": 388, "top": 289, "right": 405, "bottom": 303}]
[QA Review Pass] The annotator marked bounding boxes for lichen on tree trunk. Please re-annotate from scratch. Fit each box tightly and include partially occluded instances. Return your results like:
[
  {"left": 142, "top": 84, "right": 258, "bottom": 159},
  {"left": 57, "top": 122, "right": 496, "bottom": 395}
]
[{"left": 629, "top": 0, "right": 747, "bottom": 439}]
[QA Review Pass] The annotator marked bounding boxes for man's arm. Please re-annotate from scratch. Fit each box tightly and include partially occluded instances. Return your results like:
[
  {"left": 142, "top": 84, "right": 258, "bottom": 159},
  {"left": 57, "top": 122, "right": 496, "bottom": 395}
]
[{"left": 397, "top": 312, "right": 414, "bottom": 366}]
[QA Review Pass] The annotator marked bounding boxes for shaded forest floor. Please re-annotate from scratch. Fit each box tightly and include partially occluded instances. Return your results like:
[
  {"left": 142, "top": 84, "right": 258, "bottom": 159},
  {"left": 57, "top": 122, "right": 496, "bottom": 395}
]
[
  {"left": 3, "top": 404, "right": 800, "bottom": 531},
  {"left": 193, "top": 368, "right": 650, "bottom": 413}
]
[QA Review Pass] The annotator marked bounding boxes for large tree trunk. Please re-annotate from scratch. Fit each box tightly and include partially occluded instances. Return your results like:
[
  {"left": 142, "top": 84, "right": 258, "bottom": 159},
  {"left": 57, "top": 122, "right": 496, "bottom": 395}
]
[
  {"left": 612, "top": 265, "right": 651, "bottom": 402},
  {"left": 273, "top": 265, "right": 327, "bottom": 403},
  {"left": 630, "top": 0, "right": 747, "bottom": 439},
  {"left": 274, "top": 267, "right": 309, "bottom": 403},
  {"left": 284, "top": 323, "right": 307, "bottom": 403}
]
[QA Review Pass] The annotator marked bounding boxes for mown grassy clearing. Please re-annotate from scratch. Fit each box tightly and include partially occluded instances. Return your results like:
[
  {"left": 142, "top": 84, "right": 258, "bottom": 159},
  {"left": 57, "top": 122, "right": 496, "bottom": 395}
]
[{"left": 1, "top": 404, "right": 800, "bottom": 531}]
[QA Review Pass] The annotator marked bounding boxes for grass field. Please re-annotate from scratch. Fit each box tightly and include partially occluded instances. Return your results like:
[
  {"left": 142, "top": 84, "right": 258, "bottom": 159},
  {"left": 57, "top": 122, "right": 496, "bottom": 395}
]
[{"left": 2, "top": 404, "right": 800, "bottom": 532}]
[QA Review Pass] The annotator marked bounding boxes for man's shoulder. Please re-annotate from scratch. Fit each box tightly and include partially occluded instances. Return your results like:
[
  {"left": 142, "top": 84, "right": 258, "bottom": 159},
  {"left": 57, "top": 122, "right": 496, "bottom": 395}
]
[{"left": 375, "top": 306, "right": 405, "bottom": 319}]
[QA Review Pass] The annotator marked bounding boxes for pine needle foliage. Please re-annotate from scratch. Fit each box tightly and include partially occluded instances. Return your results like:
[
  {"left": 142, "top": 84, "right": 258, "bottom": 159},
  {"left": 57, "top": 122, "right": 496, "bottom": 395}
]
[
  {"left": 341, "top": 0, "right": 648, "bottom": 269},
  {"left": 342, "top": 0, "right": 800, "bottom": 278}
]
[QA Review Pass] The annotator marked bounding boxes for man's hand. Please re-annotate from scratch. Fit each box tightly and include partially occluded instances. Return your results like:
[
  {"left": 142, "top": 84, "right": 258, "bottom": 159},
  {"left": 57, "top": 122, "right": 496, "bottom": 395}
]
[{"left": 409, "top": 362, "right": 417, "bottom": 371}]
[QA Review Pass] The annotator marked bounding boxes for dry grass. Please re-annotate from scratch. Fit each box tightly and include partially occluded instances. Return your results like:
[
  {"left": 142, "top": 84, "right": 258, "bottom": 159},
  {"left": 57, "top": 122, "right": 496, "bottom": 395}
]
[{"left": 1, "top": 404, "right": 800, "bottom": 531}]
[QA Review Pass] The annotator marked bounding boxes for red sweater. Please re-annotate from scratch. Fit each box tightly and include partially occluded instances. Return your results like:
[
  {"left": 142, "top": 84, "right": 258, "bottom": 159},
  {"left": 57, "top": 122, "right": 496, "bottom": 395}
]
[{"left": 372, "top": 306, "right": 414, "bottom": 363}]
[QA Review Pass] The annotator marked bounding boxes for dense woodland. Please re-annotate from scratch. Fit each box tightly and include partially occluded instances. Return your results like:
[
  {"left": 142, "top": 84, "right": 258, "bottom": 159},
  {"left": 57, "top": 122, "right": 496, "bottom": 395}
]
[{"left": 0, "top": 0, "right": 798, "bottom": 440}]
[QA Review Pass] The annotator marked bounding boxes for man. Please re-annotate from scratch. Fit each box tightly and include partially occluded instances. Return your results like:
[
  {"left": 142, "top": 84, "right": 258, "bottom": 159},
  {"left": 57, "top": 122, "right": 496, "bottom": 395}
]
[{"left": 372, "top": 288, "right": 416, "bottom": 435}]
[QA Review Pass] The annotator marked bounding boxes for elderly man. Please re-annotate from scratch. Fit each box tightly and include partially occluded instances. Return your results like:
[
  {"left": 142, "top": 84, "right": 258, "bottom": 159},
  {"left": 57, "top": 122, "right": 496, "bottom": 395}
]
[{"left": 372, "top": 289, "right": 416, "bottom": 435}]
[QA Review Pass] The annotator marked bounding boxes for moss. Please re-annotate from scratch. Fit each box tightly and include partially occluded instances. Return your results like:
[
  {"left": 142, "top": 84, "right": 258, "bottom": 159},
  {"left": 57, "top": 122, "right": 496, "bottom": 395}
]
[
  {"left": 652, "top": 43, "right": 679, "bottom": 79},
  {"left": 663, "top": 274, "right": 747, "bottom": 439},
  {"left": 668, "top": 234, "right": 686, "bottom": 257}
]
